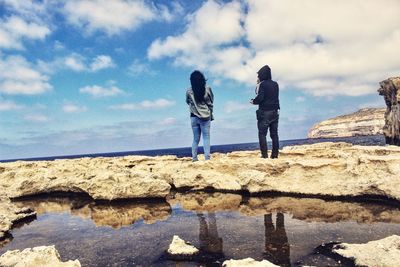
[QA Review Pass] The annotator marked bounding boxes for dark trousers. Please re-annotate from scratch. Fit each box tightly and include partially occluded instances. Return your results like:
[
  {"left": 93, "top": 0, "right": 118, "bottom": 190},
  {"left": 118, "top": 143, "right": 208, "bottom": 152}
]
[{"left": 257, "top": 109, "right": 279, "bottom": 158}]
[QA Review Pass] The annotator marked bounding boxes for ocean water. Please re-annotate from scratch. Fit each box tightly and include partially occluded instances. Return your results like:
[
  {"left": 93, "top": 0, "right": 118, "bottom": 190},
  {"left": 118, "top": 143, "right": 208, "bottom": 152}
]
[{"left": 1, "top": 135, "right": 386, "bottom": 162}]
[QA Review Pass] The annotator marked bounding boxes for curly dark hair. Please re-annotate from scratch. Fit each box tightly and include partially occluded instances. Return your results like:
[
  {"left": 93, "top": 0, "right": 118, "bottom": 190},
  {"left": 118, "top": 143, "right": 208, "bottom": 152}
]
[{"left": 190, "top": 70, "right": 206, "bottom": 103}]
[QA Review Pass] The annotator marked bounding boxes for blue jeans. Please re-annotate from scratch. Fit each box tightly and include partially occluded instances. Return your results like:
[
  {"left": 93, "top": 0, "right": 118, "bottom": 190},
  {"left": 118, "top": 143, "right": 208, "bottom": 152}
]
[{"left": 191, "top": 117, "right": 211, "bottom": 161}]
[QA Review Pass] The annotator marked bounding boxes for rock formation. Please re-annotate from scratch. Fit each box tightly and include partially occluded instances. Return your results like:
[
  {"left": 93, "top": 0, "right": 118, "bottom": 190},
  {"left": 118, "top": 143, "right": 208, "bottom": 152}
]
[
  {"left": 378, "top": 77, "right": 400, "bottom": 146},
  {"left": 0, "top": 245, "right": 81, "bottom": 267},
  {"left": 1, "top": 142, "right": 400, "bottom": 202},
  {"left": 223, "top": 258, "right": 279, "bottom": 267},
  {"left": 167, "top": 235, "right": 199, "bottom": 257},
  {"left": 0, "top": 197, "right": 36, "bottom": 241},
  {"left": 308, "top": 108, "right": 385, "bottom": 138},
  {"left": 331, "top": 235, "right": 400, "bottom": 267}
]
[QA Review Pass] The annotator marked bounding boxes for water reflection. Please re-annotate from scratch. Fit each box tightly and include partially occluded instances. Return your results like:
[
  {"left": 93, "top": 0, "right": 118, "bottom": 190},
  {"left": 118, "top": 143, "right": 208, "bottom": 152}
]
[
  {"left": 264, "top": 213, "right": 290, "bottom": 267},
  {"left": 2, "top": 193, "right": 399, "bottom": 266},
  {"left": 198, "top": 212, "right": 224, "bottom": 262},
  {"left": 15, "top": 197, "right": 171, "bottom": 229}
]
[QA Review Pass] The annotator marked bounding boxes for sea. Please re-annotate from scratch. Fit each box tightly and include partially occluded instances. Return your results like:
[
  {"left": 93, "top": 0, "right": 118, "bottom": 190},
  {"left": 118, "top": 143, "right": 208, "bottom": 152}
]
[{"left": 0, "top": 134, "right": 386, "bottom": 163}]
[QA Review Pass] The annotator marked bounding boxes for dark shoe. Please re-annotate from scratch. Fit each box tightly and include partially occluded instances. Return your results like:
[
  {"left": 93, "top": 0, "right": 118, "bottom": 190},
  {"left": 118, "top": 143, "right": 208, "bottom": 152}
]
[{"left": 271, "top": 153, "right": 278, "bottom": 159}]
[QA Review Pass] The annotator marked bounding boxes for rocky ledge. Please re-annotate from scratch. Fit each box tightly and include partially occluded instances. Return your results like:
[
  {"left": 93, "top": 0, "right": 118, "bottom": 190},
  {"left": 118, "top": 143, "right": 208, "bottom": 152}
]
[
  {"left": 0, "top": 197, "right": 36, "bottom": 242},
  {"left": 1, "top": 142, "right": 400, "bottom": 202},
  {"left": 0, "top": 245, "right": 81, "bottom": 267},
  {"left": 308, "top": 108, "right": 385, "bottom": 138}
]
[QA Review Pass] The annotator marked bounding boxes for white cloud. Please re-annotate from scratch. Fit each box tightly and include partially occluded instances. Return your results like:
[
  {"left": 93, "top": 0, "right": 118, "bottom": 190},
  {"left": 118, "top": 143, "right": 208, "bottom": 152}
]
[
  {"left": 109, "top": 98, "right": 175, "bottom": 110},
  {"left": 38, "top": 53, "right": 115, "bottom": 73},
  {"left": 90, "top": 55, "right": 115, "bottom": 71},
  {"left": 158, "top": 117, "right": 177, "bottom": 126},
  {"left": 0, "top": 15, "right": 50, "bottom": 50},
  {"left": 63, "top": 0, "right": 170, "bottom": 35},
  {"left": 0, "top": 100, "right": 23, "bottom": 111},
  {"left": 128, "top": 59, "right": 154, "bottom": 76},
  {"left": 24, "top": 114, "right": 50, "bottom": 122},
  {"left": 79, "top": 85, "right": 124, "bottom": 97},
  {"left": 224, "top": 101, "right": 253, "bottom": 114},
  {"left": 62, "top": 103, "right": 87, "bottom": 113},
  {"left": 149, "top": 0, "right": 400, "bottom": 97},
  {"left": 64, "top": 53, "right": 86, "bottom": 71},
  {"left": 0, "top": 55, "right": 52, "bottom": 95}
]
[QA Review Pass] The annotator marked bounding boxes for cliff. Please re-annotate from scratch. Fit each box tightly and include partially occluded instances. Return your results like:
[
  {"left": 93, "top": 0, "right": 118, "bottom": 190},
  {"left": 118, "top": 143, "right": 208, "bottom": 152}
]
[
  {"left": 378, "top": 77, "right": 400, "bottom": 145},
  {"left": 308, "top": 108, "right": 385, "bottom": 138}
]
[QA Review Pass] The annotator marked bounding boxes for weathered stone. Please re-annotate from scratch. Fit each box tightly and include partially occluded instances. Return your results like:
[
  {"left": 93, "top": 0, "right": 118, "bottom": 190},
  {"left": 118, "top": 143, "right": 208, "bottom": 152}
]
[
  {"left": 332, "top": 235, "right": 400, "bottom": 267},
  {"left": 167, "top": 235, "right": 199, "bottom": 256},
  {"left": 308, "top": 108, "right": 385, "bottom": 138},
  {"left": 223, "top": 258, "right": 279, "bottom": 267},
  {"left": 378, "top": 77, "right": 400, "bottom": 146},
  {"left": 1, "top": 142, "right": 400, "bottom": 202},
  {"left": 0, "top": 245, "right": 81, "bottom": 267},
  {"left": 0, "top": 197, "right": 36, "bottom": 241}
]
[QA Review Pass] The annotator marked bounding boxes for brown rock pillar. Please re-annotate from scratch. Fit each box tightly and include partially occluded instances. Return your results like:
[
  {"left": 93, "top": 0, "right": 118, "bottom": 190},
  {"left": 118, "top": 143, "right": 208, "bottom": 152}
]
[{"left": 378, "top": 77, "right": 400, "bottom": 145}]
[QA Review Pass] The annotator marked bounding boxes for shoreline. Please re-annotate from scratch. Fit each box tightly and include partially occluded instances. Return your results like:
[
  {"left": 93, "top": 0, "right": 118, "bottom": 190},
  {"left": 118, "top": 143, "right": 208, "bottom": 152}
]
[{"left": 0, "top": 134, "right": 385, "bottom": 163}]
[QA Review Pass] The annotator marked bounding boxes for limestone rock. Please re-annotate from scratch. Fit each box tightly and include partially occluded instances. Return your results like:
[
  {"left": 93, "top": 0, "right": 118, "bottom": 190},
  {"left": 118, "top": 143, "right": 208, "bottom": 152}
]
[
  {"left": 223, "top": 258, "right": 279, "bottom": 267},
  {"left": 332, "top": 235, "right": 400, "bottom": 267},
  {"left": 0, "top": 156, "right": 171, "bottom": 200},
  {"left": 1, "top": 142, "right": 400, "bottom": 202},
  {"left": 308, "top": 108, "right": 385, "bottom": 138},
  {"left": 378, "top": 77, "right": 400, "bottom": 145},
  {"left": 0, "top": 245, "right": 81, "bottom": 267},
  {"left": 167, "top": 235, "right": 199, "bottom": 256},
  {"left": 0, "top": 197, "right": 36, "bottom": 241}
]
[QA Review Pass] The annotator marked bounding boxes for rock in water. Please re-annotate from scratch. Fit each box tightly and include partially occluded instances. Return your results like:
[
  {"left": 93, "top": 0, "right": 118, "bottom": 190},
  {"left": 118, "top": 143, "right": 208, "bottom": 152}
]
[
  {"left": 378, "top": 77, "right": 400, "bottom": 146},
  {"left": 0, "top": 245, "right": 81, "bottom": 267},
  {"left": 332, "top": 235, "right": 400, "bottom": 267},
  {"left": 167, "top": 235, "right": 199, "bottom": 258},
  {"left": 223, "top": 258, "right": 280, "bottom": 267},
  {"left": 308, "top": 108, "right": 385, "bottom": 138}
]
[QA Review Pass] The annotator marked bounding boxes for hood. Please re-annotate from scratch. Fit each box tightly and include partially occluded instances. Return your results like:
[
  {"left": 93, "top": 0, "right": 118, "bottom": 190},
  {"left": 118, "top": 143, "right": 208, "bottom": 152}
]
[{"left": 257, "top": 65, "right": 271, "bottom": 81}]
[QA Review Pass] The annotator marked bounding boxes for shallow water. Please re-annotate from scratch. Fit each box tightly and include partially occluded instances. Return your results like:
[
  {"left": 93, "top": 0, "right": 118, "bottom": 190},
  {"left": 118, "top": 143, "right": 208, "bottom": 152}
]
[{"left": 1, "top": 192, "right": 400, "bottom": 266}]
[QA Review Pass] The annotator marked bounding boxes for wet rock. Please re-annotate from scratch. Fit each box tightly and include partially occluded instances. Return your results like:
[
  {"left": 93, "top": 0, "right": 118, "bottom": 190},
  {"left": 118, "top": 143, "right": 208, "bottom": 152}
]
[
  {"left": 332, "top": 235, "right": 400, "bottom": 267},
  {"left": 222, "top": 257, "right": 279, "bottom": 267},
  {"left": 378, "top": 77, "right": 400, "bottom": 146},
  {"left": 1, "top": 142, "right": 400, "bottom": 202},
  {"left": 167, "top": 235, "right": 199, "bottom": 258},
  {"left": 308, "top": 108, "right": 385, "bottom": 138},
  {"left": 0, "top": 245, "right": 81, "bottom": 266},
  {"left": 0, "top": 197, "right": 36, "bottom": 241}
]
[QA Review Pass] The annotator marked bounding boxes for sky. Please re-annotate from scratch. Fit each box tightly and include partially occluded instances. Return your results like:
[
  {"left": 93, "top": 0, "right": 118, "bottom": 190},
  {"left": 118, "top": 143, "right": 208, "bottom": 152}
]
[{"left": 0, "top": 0, "right": 399, "bottom": 160}]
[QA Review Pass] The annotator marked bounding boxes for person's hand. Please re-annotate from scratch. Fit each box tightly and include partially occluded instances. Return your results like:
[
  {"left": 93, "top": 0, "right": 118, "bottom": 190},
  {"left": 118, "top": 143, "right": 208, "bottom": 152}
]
[{"left": 250, "top": 99, "right": 254, "bottom": 104}]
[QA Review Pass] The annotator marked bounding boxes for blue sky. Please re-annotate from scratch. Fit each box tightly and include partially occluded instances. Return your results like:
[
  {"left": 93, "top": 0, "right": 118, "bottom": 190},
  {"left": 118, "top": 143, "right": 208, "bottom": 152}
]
[{"left": 0, "top": 0, "right": 399, "bottom": 160}]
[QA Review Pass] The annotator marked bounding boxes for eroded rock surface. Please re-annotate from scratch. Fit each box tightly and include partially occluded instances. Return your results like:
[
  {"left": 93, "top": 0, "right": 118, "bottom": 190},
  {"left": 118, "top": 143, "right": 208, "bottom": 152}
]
[
  {"left": 1, "top": 142, "right": 400, "bottom": 202},
  {"left": 167, "top": 235, "right": 199, "bottom": 256},
  {"left": 223, "top": 257, "right": 279, "bottom": 267},
  {"left": 0, "top": 197, "right": 36, "bottom": 241},
  {"left": 0, "top": 245, "right": 81, "bottom": 267},
  {"left": 379, "top": 77, "right": 400, "bottom": 146},
  {"left": 308, "top": 108, "right": 385, "bottom": 138},
  {"left": 332, "top": 235, "right": 400, "bottom": 267}
]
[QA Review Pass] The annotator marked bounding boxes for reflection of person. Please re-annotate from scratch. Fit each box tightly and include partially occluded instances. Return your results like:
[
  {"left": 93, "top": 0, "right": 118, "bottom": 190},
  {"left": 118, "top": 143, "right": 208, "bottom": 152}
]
[
  {"left": 186, "top": 70, "right": 214, "bottom": 161},
  {"left": 197, "top": 212, "right": 224, "bottom": 259},
  {"left": 264, "top": 213, "right": 291, "bottom": 267},
  {"left": 250, "top": 65, "right": 280, "bottom": 159}
]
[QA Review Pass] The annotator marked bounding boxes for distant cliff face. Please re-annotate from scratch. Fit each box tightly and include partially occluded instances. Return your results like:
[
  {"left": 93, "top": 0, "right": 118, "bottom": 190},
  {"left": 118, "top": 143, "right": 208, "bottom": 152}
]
[{"left": 308, "top": 108, "right": 385, "bottom": 138}]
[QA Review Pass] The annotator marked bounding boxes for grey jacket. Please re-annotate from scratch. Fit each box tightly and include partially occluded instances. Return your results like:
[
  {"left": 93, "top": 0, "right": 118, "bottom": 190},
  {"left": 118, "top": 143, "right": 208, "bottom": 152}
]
[{"left": 186, "top": 87, "right": 214, "bottom": 120}]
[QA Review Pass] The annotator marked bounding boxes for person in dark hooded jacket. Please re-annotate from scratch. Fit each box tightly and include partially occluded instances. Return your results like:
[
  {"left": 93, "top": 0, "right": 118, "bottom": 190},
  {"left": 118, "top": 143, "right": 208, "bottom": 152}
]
[{"left": 250, "top": 65, "right": 280, "bottom": 158}]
